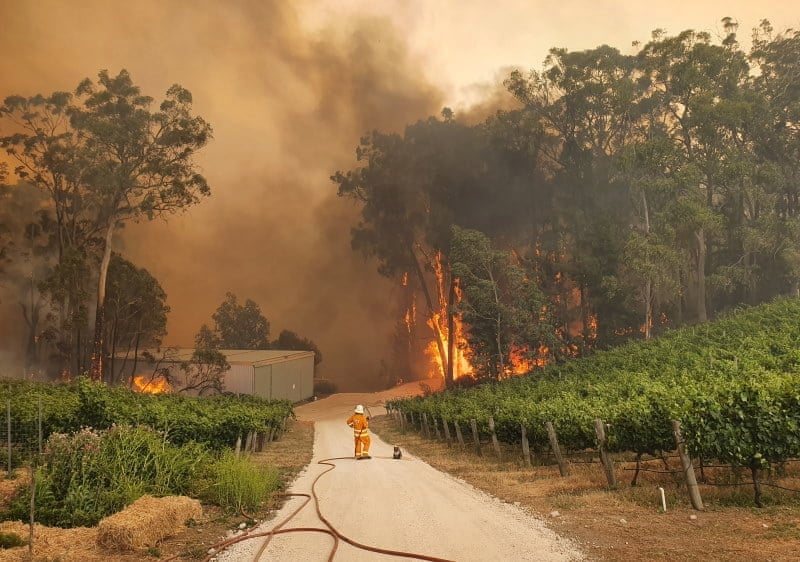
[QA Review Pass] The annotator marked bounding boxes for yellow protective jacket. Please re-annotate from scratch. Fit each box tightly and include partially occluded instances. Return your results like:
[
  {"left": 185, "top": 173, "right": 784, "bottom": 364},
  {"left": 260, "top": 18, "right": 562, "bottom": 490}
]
[{"left": 346, "top": 413, "right": 369, "bottom": 437}]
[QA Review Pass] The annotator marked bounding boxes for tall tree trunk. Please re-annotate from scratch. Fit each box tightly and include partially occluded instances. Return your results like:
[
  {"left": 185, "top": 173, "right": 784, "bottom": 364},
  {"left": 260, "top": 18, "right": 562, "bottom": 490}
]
[
  {"left": 488, "top": 268, "right": 505, "bottom": 378},
  {"left": 643, "top": 190, "right": 652, "bottom": 340},
  {"left": 446, "top": 277, "right": 455, "bottom": 387},
  {"left": 90, "top": 222, "right": 115, "bottom": 381},
  {"left": 129, "top": 330, "right": 141, "bottom": 389},
  {"left": 694, "top": 228, "right": 707, "bottom": 322},
  {"left": 109, "top": 316, "right": 118, "bottom": 385},
  {"left": 411, "top": 247, "right": 449, "bottom": 380}
]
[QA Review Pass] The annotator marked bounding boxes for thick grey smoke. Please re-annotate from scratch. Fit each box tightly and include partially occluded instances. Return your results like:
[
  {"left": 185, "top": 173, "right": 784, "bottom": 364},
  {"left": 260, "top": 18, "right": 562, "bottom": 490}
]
[{"left": 0, "top": 0, "right": 443, "bottom": 389}]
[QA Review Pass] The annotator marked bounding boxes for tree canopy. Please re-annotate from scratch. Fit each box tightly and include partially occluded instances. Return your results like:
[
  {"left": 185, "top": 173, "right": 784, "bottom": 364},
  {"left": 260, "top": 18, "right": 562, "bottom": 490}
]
[
  {"left": 334, "top": 20, "right": 800, "bottom": 384},
  {"left": 0, "top": 69, "right": 212, "bottom": 380}
]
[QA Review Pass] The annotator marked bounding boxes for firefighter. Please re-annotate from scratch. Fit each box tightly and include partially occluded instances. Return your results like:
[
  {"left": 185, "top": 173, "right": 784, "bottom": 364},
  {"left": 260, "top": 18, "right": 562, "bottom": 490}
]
[{"left": 346, "top": 404, "right": 371, "bottom": 459}]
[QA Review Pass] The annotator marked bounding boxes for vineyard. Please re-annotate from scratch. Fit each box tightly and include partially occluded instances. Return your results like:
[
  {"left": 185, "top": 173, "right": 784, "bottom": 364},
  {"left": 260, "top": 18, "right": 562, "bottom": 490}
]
[
  {"left": 0, "top": 377, "right": 295, "bottom": 458},
  {"left": 387, "top": 297, "right": 800, "bottom": 505}
]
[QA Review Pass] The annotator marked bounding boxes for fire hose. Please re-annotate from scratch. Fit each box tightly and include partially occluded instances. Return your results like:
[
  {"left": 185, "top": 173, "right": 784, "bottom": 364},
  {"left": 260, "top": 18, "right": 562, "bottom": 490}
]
[{"left": 202, "top": 455, "right": 456, "bottom": 562}]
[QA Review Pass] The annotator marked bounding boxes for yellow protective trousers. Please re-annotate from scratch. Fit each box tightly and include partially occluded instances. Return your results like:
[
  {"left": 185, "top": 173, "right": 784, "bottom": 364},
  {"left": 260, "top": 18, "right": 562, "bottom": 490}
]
[
  {"left": 354, "top": 431, "right": 371, "bottom": 458},
  {"left": 347, "top": 413, "right": 371, "bottom": 458}
]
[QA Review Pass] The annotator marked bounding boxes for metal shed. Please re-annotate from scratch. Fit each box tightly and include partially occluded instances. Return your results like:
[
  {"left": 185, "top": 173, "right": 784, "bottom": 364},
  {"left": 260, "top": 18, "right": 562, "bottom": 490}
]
[
  {"left": 220, "top": 349, "right": 315, "bottom": 402},
  {"left": 115, "top": 348, "right": 315, "bottom": 402}
]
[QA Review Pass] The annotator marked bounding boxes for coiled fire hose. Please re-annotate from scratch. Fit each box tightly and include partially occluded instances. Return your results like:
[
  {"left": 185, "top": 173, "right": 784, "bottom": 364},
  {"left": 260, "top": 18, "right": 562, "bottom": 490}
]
[{"left": 201, "top": 456, "right": 456, "bottom": 562}]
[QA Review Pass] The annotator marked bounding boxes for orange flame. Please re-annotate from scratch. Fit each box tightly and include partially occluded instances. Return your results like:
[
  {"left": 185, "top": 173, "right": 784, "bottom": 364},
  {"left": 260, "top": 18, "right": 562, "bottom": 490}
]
[
  {"left": 133, "top": 375, "right": 170, "bottom": 394},
  {"left": 425, "top": 253, "right": 473, "bottom": 380}
]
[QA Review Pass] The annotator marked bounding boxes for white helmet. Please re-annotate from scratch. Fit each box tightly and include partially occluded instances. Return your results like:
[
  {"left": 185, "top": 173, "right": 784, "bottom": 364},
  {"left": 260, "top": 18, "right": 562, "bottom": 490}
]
[{"left": 354, "top": 404, "right": 364, "bottom": 414}]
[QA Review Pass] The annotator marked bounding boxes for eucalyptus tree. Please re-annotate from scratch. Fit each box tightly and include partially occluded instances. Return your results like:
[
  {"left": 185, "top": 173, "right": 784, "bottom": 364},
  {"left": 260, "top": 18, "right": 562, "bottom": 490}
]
[
  {"left": 104, "top": 253, "right": 169, "bottom": 385},
  {"left": 0, "top": 91, "right": 97, "bottom": 373},
  {"left": 71, "top": 70, "right": 212, "bottom": 380},
  {"left": 272, "top": 329, "right": 323, "bottom": 373},
  {"left": 636, "top": 26, "right": 754, "bottom": 321},
  {"left": 617, "top": 138, "right": 683, "bottom": 337},
  {"left": 450, "top": 226, "right": 557, "bottom": 379},
  {"left": 333, "top": 112, "right": 510, "bottom": 385},
  {"left": 748, "top": 22, "right": 800, "bottom": 297},
  {"left": 1, "top": 70, "right": 212, "bottom": 381},
  {"left": 199, "top": 292, "right": 271, "bottom": 350},
  {"left": 505, "top": 45, "right": 640, "bottom": 343},
  {"left": 0, "top": 176, "right": 60, "bottom": 371}
]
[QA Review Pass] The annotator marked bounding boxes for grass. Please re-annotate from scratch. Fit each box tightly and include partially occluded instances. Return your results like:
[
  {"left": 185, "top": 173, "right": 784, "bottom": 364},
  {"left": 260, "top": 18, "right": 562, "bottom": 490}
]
[
  {"left": 0, "top": 419, "right": 316, "bottom": 561},
  {"left": 371, "top": 414, "right": 800, "bottom": 562}
]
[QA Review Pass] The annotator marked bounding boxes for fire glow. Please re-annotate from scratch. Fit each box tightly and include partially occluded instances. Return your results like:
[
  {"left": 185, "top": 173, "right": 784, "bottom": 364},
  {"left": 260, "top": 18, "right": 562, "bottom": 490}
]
[
  {"left": 133, "top": 375, "right": 170, "bottom": 394},
  {"left": 419, "top": 251, "right": 598, "bottom": 382},
  {"left": 421, "top": 253, "right": 536, "bottom": 381}
]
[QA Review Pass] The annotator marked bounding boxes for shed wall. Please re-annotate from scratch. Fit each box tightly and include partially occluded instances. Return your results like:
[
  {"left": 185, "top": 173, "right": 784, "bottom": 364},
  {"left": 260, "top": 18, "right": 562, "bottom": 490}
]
[{"left": 222, "top": 364, "right": 256, "bottom": 394}]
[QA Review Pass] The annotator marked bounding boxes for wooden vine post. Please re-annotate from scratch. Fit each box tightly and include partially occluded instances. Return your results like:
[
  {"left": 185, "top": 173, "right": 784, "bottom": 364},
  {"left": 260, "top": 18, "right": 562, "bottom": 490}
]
[
  {"left": 433, "top": 417, "right": 442, "bottom": 441},
  {"left": 422, "top": 413, "right": 431, "bottom": 439},
  {"left": 520, "top": 422, "right": 532, "bottom": 467},
  {"left": 454, "top": 420, "right": 465, "bottom": 449},
  {"left": 672, "top": 420, "right": 704, "bottom": 510},
  {"left": 469, "top": 419, "right": 483, "bottom": 456},
  {"left": 593, "top": 419, "right": 617, "bottom": 488},
  {"left": 488, "top": 416, "right": 502, "bottom": 459},
  {"left": 545, "top": 421, "right": 569, "bottom": 476},
  {"left": 442, "top": 416, "right": 453, "bottom": 447}
]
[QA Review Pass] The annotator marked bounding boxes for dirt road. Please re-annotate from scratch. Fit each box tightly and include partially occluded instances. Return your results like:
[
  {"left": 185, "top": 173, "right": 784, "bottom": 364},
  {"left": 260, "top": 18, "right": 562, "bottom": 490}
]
[{"left": 215, "top": 387, "right": 584, "bottom": 561}]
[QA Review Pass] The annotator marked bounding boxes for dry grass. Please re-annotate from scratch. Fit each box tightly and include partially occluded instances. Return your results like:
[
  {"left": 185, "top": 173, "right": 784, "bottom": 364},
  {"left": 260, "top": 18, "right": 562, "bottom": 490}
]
[
  {"left": 0, "top": 419, "right": 315, "bottom": 561},
  {"left": 372, "top": 415, "right": 800, "bottom": 562}
]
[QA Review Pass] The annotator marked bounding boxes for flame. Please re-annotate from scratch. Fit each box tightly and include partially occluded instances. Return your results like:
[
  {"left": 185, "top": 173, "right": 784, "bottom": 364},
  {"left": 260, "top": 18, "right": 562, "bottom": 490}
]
[
  {"left": 424, "top": 252, "right": 473, "bottom": 380},
  {"left": 133, "top": 375, "right": 170, "bottom": 394},
  {"left": 419, "top": 246, "right": 606, "bottom": 382}
]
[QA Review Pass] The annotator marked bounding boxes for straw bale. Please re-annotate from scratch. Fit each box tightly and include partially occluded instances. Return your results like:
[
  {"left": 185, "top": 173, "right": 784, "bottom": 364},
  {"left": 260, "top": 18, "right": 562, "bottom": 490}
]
[
  {"left": 0, "top": 520, "right": 97, "bottom": 562},
  {"left": 96, "top": 495, "right": 202, "bottom": 551}
]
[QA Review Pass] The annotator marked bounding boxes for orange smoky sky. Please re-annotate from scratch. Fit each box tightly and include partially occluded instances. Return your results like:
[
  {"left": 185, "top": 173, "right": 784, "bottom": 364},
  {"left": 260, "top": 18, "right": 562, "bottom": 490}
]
[{"left": 0, "top": 0, "right": 796, "bottom": 389}]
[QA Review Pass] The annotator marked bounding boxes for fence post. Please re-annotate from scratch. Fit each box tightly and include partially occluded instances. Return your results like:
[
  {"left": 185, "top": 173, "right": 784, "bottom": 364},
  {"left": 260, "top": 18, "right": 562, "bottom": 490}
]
[
  {"left": 433, "top": 417, "right": 442, "bottom": 441},
  {"left": 520, "top": 423, "right": 532, "bottom": 467},
  {"left": 442, "top": 416, "right": 452, "bottom": 447},
  {"left": 7, "top": 400, "right": 11, "bottom": 477},
  {"left": 469, "top": 419, "right": 482, "bottom": 456},
  {"left": 234, "top": 435, "right": 242, "bottom": 458},
  {"left": 488, "top": 416, "right": 502, "bottom": 460},
  {"left": 400, "top": 411, "right": 406, "bottom": 433},
  {"left": 593, "top": 419, "right": 617, "bottom": 488},
  {"left": 29, "top": 465, "right": 35, "bottom": 557},
  {"left": 38, "top": 395, "right": 42, "bottom": 457},
  {"left": 672, "top": 420, "right": 704, "bottom": 511},
  {"left": 422, "top": 413, "right": 431, "bottom": 439},
  {"left": 545, "top": 421, "right": 569, "bottom": 477},
  {"left": 454, "top": 420, "right": 465, "bottom": 449}
]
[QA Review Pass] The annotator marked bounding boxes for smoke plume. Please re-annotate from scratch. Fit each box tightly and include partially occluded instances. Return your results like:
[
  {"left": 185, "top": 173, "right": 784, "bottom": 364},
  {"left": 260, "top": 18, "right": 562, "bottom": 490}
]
[{"left": 0, "top": 0, "right": 443, "bottom": 389}]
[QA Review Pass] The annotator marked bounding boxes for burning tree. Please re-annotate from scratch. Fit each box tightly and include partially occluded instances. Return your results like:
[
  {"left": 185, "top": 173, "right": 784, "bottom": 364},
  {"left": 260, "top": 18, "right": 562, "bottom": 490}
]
[
  {"left": 333, "top": 111, "right": 537, "bottom": 385},
  {"left": 450, "top": 226, "right": 560, "bottom": 379}
]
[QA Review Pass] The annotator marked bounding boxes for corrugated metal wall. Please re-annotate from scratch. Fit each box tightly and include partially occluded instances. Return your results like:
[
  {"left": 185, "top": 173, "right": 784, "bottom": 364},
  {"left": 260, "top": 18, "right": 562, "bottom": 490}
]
[
  {"left": 222, "top": 363, "right": 256, "bottom": 394},
  {"left": 253, "top": 355, "right": 314, "bottom": 401}
]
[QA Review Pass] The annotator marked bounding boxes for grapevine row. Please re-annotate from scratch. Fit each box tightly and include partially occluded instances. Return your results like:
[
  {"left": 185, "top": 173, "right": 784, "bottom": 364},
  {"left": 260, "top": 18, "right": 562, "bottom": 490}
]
[{"left": 388, "top": 298, "right": 800, "bottom": 472}]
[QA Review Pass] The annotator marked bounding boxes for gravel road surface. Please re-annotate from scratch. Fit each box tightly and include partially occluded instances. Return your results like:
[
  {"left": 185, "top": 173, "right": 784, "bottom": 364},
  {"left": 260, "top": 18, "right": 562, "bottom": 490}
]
[{"left": 215, "top": 387, "right": 584, "bottom": 562}]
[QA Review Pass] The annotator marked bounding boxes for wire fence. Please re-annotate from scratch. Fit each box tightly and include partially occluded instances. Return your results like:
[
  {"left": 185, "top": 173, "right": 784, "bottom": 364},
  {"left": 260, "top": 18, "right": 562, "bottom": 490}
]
[{"left": 2, "top": 398, "right": 44, "bottom": 477}]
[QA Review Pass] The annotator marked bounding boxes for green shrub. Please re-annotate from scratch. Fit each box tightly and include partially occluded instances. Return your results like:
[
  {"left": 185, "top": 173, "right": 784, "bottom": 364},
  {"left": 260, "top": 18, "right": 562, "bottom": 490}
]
[
  {"left": 3, "top": 425, "right": 211, "bottom": 527},
  {"left": 197, "top": 450, "right": 280, "bottom": 513},
  {"left": 0, "top": 531, "right": 26, "bottom": 548}
]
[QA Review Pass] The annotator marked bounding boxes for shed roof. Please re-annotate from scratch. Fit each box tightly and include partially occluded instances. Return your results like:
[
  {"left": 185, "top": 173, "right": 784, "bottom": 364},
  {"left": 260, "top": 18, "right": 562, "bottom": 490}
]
[{"left": 133, "top": 348, "right": 315, "bottom": 367}]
